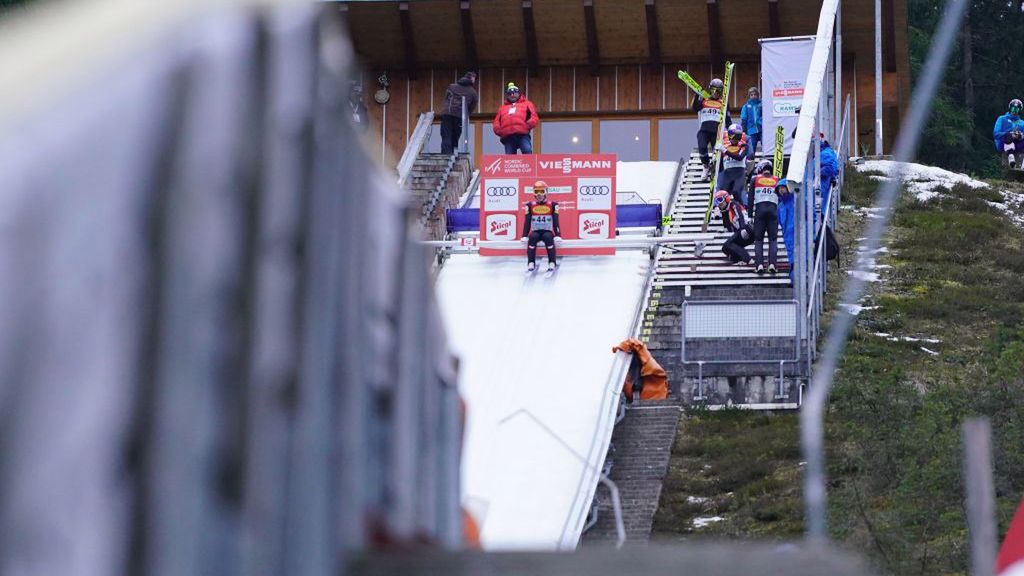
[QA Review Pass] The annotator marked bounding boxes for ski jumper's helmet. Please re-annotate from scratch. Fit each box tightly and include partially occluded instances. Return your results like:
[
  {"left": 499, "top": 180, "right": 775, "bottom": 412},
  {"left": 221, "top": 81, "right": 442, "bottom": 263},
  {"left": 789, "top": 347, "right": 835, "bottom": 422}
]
[
  {"left": 727, "top": 123, "right": 744, "bottom": 138},
  {"left": 533, "top": 180, "right": 548, "bottom": 199},
  {"left": 713, "top": 190, "right": 731, "bottom": 209},
  {"left": 755, "top": 160, "right": 773, "bottom": 174}
]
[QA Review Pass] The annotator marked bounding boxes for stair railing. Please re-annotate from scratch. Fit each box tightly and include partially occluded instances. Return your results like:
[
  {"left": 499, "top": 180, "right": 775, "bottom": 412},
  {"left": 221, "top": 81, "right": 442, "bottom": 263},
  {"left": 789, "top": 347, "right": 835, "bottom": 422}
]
[{"left": 397, "top": 111, "right": 434, "bottom": 188}]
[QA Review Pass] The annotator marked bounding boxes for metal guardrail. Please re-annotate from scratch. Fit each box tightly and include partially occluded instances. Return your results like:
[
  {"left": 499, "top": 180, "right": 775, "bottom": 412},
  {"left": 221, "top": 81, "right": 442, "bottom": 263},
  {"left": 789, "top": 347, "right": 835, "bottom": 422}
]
[
  {"left": 398, "top": 111, "right": 435, "bottom": 187},
  {"left": 680, "top": 300, "right": 801, "bottom": 401}
]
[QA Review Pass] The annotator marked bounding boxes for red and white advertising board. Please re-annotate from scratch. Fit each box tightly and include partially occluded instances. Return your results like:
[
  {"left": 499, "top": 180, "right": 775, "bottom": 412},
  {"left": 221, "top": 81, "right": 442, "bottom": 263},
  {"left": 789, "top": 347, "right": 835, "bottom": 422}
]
[{"left": 478, "top": 154, "right": 617, "bottom": 256}]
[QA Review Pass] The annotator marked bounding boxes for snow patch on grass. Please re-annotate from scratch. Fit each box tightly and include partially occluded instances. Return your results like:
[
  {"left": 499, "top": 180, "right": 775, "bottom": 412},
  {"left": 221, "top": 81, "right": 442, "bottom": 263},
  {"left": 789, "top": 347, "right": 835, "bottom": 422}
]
[
  {"left": 854, "top": 159, "right": 989, "bottom": 202},
  {"left": 692, "top": 516, "right": 725, "bottom": 529}
]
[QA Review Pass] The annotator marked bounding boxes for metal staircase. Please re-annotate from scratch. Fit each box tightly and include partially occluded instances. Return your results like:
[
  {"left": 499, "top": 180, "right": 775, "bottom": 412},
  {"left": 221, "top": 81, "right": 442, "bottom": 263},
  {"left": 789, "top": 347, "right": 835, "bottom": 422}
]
[
  {"left": 639, "top": 152, "right": 803, "bottom": 408},
  {"left": 655, "top": 153, "right": 790, "bottom": 288}
]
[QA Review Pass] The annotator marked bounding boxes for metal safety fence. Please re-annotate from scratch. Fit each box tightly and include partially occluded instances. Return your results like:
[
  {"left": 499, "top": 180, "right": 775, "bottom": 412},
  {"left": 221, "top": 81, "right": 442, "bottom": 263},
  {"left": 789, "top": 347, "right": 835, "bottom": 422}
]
[
  {"left": 0, "top": 2, "right": 460, "bottom": 575},
  {"left": 680, "top": 300, "right": 801, "bottom": 401}
]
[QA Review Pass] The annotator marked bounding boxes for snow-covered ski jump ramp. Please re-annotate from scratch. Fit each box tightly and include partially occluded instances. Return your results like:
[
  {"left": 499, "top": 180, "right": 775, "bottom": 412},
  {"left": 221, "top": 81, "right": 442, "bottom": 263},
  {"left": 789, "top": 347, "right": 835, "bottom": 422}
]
[
  {"left": 437, "top": 253, "right": 648, "bottom": 550},
  {"left": 435, "top": 161, "right": 680, "bottom": 550}
]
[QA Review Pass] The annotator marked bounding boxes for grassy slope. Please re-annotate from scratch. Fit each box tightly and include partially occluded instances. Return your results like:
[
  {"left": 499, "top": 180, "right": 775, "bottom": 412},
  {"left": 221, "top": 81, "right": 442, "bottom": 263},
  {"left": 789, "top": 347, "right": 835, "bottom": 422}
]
[{"left": 652, "top": 169, "right": 1024, "bottom": 575}]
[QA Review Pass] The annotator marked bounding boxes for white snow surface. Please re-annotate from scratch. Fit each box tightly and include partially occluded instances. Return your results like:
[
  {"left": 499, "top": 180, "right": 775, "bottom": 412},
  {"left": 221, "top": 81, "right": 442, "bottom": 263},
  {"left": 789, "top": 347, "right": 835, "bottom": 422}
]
[
  {"left": 614, "top": 161, "right": 679, "bottom": 209},
  {"left": 437, "top": 253, "right": 649, "bottom": 550},
  {"left": 854, "top": 159, "right": 988, "bottom": 201},
  {"left": 692, "top": 516, "right": 725, "bottom": 528}
]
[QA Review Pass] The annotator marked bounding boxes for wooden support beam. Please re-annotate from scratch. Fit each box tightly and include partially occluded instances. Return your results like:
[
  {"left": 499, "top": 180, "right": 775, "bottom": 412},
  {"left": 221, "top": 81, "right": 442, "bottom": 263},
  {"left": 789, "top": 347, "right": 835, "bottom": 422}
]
[
  {"left": 768, "top": 0, "right": 780, "bottom": 37},
  {"left": 460, "top": 1, "right": 478, "bottom": 72},
  {"left": 583, "top": 0, "right": 600, "bottom": 76},
  {"left": 399, "top": 2, "right": 419, "bottom": 80},
  {"left": 706, "top": 0, "right": 723, "bottom": 72},
  {"left": 644, "top": 0, "right": 662, "bottom": 71},
  {"left": 522, "top": 1, "right": 540, "bottom": 77},
  {"left": 882, "top": 0, "right": 897, "bottom": 72}
]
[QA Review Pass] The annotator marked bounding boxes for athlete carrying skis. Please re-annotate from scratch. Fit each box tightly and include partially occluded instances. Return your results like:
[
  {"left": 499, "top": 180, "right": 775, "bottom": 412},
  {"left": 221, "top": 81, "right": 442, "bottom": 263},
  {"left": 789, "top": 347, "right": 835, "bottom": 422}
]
[
  {"left": 692, "top": 78, "right": 732, "bottom": 181},
  {"left": 994, "top": 99, "right": 1024, "bottom": 169},
  {"left": 747, "top": 160, "right": 782, "bottom": 274},
  {"left": 521, "top": 181, "right": 561, "bottom": 273},
  {"left": 718, "top": 124, "right": 749, "bottom": 207}
]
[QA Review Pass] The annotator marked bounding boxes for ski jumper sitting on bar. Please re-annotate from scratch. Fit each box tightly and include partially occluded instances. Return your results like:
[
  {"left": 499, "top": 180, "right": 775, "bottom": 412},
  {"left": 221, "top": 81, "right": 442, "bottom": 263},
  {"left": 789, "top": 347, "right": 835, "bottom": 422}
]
[
  {"left": 521, "top": 181, "right": 561, "bottom": 272},
  {"left": 712, "top": 190, "right": 754, "bottom": 266},
  {"left": 993, "top": 99, "right": 1024, "bottom": 169},
  {"left": 692, "top": 78, "right": 730, "bottom": 181},
  {"left": 718, "top": 124, "right": 749, "bottom": 207},
  {"left": 747, "top": 160, "right": 782, "bottom": 275}
]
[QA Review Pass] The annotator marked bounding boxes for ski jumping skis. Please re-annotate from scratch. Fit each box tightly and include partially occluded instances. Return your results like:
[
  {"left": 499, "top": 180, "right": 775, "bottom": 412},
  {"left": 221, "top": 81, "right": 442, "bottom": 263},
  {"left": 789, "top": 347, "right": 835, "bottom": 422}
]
[{"left": 694, "top": 61, "right": 735, "bottom": 258}]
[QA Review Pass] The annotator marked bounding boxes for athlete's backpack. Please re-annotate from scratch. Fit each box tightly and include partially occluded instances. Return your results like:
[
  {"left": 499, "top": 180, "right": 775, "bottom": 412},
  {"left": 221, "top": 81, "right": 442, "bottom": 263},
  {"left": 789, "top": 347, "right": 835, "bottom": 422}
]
[{"left": 815, "top": 225, "right": 841, "bottom": 265}]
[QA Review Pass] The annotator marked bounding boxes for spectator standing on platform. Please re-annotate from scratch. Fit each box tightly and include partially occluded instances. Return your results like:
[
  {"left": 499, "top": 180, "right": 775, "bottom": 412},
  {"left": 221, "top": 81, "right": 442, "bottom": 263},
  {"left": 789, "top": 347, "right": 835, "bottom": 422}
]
[
  {"left": 440, "top": 71, "right": 478, "bottom": 154},
  {"left": 349, "top": 82, "right": 369, "bottom": 133},
  {"left": 740, "top": 87, "right": 762, "bottom": 162},
  {"left": 493, "top": 82, "right": 539, "bottom": 154},
  {"left": 777, "top": 178, "right": 796, "bottom": 273}
]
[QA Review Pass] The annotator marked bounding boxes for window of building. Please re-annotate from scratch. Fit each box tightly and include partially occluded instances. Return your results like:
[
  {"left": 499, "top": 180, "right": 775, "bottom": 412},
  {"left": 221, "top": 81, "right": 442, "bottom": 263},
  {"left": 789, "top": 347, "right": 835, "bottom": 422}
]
[
  {"left": 539, "top": 121, "right": 592, "bottom": 154},
  {"left": 657, "top": 118, "right": 699, "bottom": 162},
  {"left": 599, "top": 120, "right": 650, "bottom": 161}
]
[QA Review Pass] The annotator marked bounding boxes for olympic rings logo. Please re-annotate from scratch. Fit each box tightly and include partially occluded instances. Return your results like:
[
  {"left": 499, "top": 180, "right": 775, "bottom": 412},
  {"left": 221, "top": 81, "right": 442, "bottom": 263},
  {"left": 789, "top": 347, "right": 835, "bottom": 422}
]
[
  {"left": 578, "top": 185, "right": 610, "bottom": 196},
  {"left": 486, "top": 186, "right": 518, "bottom": 197}
]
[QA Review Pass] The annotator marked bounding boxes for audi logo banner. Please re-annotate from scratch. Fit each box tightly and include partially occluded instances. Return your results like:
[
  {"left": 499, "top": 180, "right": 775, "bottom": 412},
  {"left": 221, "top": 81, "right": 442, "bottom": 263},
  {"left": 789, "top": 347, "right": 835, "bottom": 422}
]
[
  {"left": 576, "top": 177, "right": 612, "bottom": 210},
  {"left": 482, "top": 178, "right": 519, "bottom": 211},
  {"left": 478, "top": 154, "right": 617, "bottom": 257}
]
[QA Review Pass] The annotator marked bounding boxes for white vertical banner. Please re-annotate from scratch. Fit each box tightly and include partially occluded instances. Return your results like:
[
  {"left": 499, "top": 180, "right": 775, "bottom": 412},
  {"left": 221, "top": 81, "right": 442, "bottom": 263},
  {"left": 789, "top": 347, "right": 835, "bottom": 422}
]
[{"left": 760, "top": 36, "right": 816, "bottom": 156}]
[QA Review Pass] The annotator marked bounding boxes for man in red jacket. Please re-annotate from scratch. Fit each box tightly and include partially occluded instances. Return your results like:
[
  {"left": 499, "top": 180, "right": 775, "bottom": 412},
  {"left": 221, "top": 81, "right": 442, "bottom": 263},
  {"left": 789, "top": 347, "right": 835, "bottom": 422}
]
[{"left": 492, "top": 83, "right": 539, "bottom": 154}]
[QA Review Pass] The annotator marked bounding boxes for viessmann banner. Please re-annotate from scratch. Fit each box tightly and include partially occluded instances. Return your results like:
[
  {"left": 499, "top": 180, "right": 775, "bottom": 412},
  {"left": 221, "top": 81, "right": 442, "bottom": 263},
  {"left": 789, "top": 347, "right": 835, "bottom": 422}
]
[
  {"left": 479, "top": 154, "right": 617, "bottom": 256},
  {"left": 760, "top": 35, "right": 815, "bottom": 156}
]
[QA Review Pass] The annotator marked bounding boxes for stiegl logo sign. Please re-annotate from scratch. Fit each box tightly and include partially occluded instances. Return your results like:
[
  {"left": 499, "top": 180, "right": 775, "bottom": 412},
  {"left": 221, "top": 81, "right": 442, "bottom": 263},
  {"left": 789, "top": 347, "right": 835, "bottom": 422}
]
[
  {"left": 578, "top": 212, "right": 609, "bottom": 237},
  {"left": 486, "top": 213, "right": 517, "bottom": 239}
]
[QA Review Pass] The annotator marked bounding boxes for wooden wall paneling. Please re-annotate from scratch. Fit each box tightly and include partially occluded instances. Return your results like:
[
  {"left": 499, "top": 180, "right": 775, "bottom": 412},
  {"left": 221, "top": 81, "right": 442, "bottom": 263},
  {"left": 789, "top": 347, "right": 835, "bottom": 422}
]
[
  {"left": 484, "top": 67, "right": 506, "bottom": 113},
  {"left": 598, "top": 65, "right": 616, "bottom": 112},
  {"left": 529, "top": 66, "right": 551, "bottom": 112},
  {"left": 775, "top": 0, "right": 820, "bottom": 37},
  {"left": 655, "top": 0, "right": 709, "bottom": 62},
  {"left": 591, "top": 118, "right": 600, "bottom": 153},
  {"left": 409, "top": 1, "right": 464, "bottom": 67},
  {"left": 616, "top": 64, "right": 640, "bottom": 111},
  {"left": 408, "top": 71, "right": 433, "bottom": 120},
  {"left": 348, "top": 3, "right": 405, "bottom": 69},
  {"left": 640, "top": 64, "right": 662, "bottom": 110},
  {"left": 665, "top": 63, "right": 690, "bottom": 110},
  {"left": 360, "top": 67, "right": 388, "bottom": 160},
  {"left": 383, "top": 71, "right": 409, "bottom": 162},
  {"left": 472, "top": 0, "right": 525, "bottom": 66},
  {"left": 533, "top": 0, "right": 588, "bottom": 65},
  {"left": 431, "top": 67, "right": 459, "bottom": 115},
  {"left": 592, "top": 0, "right": 647, "bottom": 61},
  {"left": 575, "top": 67, "right": 599, "bottom": 112},
  {"left": 549, "top": 67, "right": 574, "bottom": 113}
]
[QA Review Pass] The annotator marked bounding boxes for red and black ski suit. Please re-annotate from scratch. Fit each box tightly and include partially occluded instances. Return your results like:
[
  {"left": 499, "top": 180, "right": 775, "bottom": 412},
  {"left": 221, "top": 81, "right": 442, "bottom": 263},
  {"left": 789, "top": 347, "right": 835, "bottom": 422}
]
[
  {"left": 721, "top": 202, "right": 754, "bottom": 264},
  {"left": 522, "top": 200, "right": 560, "bottom": 265}
]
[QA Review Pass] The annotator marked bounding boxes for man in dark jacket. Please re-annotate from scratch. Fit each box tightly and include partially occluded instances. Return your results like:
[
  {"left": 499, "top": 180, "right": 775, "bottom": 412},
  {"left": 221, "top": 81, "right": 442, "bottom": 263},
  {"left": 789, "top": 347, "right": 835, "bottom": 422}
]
[
  {"left": 349, "top": 82, "right": 369, "bottom": 134},
  {"left": 441, "top": 71, "right": 478, "bottom": 154}
]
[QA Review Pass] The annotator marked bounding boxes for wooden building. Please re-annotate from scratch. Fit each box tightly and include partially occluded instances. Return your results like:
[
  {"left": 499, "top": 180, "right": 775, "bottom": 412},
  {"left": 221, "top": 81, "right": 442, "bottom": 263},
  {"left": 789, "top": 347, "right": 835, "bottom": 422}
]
[{"left": 339, "top": 0, "right": 909, "bottom": 167}]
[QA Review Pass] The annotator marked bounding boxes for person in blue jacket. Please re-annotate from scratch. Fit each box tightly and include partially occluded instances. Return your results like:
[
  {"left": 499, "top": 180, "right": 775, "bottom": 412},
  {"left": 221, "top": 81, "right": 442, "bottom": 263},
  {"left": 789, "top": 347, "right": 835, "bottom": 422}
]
[
  {"left": 776, "top": 179, "right": 796, "bottom": 275},
  {"left": 819, "top": 138, "right": 840, "bottom": 218},
  {"left": 740, "top": 87, "right": 762, "bottom": 162},
  {"left": 993, "top": 99, "right": 1024, "bottom": 169}
]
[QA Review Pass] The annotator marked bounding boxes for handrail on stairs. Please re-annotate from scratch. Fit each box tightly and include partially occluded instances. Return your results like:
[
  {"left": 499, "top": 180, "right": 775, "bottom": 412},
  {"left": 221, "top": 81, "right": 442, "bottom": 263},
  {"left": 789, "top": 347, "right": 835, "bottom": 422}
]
[{"left": 397, "top": 111, "right": 434, "bottom": 188}]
